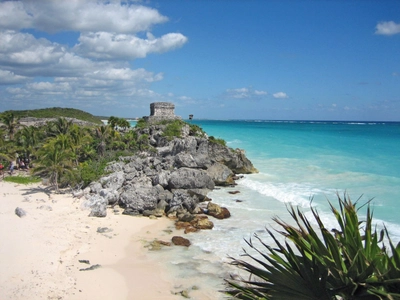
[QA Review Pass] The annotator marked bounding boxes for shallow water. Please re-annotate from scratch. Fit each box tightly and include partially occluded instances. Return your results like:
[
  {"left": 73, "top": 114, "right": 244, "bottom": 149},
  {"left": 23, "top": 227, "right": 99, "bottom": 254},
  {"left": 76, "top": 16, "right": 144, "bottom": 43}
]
[{"left": 134, "top": 120, "right": 400, "bottom": 298}]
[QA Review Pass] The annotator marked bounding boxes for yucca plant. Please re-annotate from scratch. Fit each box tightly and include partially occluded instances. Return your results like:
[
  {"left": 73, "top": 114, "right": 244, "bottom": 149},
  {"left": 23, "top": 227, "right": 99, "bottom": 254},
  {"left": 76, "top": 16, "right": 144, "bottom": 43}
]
[{"left": 226, "top": 194, "right": 400, "bottom": 300}]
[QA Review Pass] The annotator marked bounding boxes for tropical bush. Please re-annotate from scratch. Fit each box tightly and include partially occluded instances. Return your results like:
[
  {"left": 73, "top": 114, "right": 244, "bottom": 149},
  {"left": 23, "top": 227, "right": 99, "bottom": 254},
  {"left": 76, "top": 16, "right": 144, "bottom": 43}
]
[
  {"left": 226, "top": 194, "right": 400, "bottom": 300},
  {"left": 189, "top": 123, "right": 206, "bottom": 137},
  {"left": 135, "top": 118, "right": 147, "bottom": 129},
  {"left": 209, "top": 136, "right": 227, "bottom": 146},
  {"left": 162, "top": 120, "right": 183, "bottom": 140}
]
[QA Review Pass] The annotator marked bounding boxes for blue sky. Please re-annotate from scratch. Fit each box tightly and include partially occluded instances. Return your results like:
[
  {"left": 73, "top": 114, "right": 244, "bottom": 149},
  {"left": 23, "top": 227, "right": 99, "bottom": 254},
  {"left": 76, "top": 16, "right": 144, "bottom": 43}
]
[{"left": 0, "top": 0, "right": 399, "bottom": 121}]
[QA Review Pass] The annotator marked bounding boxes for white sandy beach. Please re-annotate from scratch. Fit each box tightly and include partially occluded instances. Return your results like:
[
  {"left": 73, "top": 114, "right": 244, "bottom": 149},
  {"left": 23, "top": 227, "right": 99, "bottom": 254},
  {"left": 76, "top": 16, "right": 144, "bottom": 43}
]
[{"left": 0, "top": 180, "right": 189, "bottom": 300}]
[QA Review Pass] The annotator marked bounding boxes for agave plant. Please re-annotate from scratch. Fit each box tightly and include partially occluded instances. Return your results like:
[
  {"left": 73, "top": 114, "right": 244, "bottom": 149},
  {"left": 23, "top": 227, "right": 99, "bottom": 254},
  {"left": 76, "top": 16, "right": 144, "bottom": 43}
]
[{"left": 226, "top": 194, "right": 400, "bottom": 300}]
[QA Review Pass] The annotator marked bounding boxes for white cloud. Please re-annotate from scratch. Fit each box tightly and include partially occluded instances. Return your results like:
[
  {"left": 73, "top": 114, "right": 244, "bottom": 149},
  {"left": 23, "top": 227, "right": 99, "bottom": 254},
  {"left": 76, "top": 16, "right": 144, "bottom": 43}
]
[
  {"left": 273, "top": 92, "right": 288, "bottom": 99},
  {"left": 375, "top": 21, "right": 400, "bottom": 36},
  {"left": 75, "top": 32, "right": 188, "bottom": 60},
  {"left": 254, "top": 90, "right": 267, "bottom": 95},
  {"left": 0, "top": 1, "right": 188, "bottom": 113},
  {"left": 0, "top": 69, "right": 29, "bottom": 84},
  {"left": 0, "top": 31, "right": 65, "bottom": 66},
  {"left": 225, "top": 87, "right": 267, "bottom": 99},
  {"left": 0, "top": 0, "right": 168, "bottom": 34}
]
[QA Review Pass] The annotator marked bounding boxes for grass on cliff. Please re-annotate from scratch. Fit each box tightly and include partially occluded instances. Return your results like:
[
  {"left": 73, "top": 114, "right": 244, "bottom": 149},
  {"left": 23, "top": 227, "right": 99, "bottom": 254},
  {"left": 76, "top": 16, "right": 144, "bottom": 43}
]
[
  {"left": 1, "top": 107, "right": 103, "bottom": 124},
  {"left": 209, "top": 136, "right": 227, "bottom": 146}
]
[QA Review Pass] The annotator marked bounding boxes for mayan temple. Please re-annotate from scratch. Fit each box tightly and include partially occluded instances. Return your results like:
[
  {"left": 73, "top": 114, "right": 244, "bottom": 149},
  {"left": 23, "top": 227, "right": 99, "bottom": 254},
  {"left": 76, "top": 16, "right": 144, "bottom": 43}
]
[{"left": 144, "top": 102, "right": 181, "bottom": 123}]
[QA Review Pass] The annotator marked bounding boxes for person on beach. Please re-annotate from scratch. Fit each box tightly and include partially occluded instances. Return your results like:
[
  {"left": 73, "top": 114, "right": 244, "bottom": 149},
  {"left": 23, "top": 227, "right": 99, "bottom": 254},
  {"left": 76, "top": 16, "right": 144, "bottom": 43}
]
[{"left": 9, "top": 161, "right": 14, "bottom": 175}]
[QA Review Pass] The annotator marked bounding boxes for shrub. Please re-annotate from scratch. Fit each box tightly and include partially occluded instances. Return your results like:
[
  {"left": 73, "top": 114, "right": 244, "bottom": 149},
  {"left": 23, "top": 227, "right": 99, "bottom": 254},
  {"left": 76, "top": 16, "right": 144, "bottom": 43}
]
[
  {"left": 189, "top": 124, "right": 206, "bottom": 137},
  {"left": 209, "top": 136, "right": 227, "bottom": 147},
  {"left": 135, "top": 118, "right": 147, "bottom": 129},
  {"left": 162, "top": 120, "right": 183, "bottom": 140},
  {"left": 226, "top": 194, "right": 400, "bottom": 300}
]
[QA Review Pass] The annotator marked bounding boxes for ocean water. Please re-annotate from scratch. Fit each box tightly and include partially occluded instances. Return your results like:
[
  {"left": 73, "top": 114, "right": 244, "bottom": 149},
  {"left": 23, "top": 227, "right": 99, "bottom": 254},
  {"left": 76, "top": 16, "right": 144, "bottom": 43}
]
[{"left": 131, "top": 120, "right": 400, "bottom": 298}]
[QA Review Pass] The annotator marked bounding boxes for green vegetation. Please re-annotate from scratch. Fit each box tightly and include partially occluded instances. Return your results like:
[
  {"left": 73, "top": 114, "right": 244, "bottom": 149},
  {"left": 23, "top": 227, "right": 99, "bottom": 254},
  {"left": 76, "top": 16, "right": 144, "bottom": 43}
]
[
  {"left": 188, "top": 123, "right": 206, "bottom": 137},
  {"left": 209, "top": 136, "right": 227, "bottom": 146},
  {"left": 1, "top": 107, "right": 103, "bottom": 124},
  {"left": 4, "top": 175, "right": 41, "bottom": 184},
  {"left": 135, "top": 118, "right": 147, "bottom": 129},
  {"left": 162, "top": 120, "right": 184, "bottom": 140},
  {"left": 0, "top": 109, "right": 222, "bottom": 191},
  {"left": 107, "top": 116, "right": 130, "bottom": 131},
  {"left": 226, "top": 194, "right": 400, "bottom": 300}
]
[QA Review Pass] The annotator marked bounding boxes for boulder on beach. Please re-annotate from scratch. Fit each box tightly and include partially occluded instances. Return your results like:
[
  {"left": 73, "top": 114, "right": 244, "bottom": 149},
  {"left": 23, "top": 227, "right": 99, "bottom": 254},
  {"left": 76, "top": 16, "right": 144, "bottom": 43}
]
[{"left": 172, "top": 236, "right": 191, "bottom": 247}]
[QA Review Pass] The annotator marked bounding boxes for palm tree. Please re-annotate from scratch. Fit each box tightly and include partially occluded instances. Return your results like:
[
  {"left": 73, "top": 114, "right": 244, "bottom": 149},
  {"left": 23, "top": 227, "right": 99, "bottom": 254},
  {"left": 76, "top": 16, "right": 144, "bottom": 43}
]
[
  {"left": 68, "top": 124, "right": 93, "bottom": 165},
  {"left": 117, "top": 118, "right": 130, "bottom": 131},
  {"left": 94, "top": 125, "right": 112, "bottom": 156},
  {"left": 108, "top": 116, "right": 118, "bottom": 130},
  {"left": 47, "top": 117, "right": 73, "bottom": 137},
  {"left": 0, "top": 112, "right": 20, "bottom": 141},
  {"left": 34, "top": 140, "right": 73, "bottom": 191},
  {"left": 15, "top": 125, "right": 41, "bottom": 159},
  {"left": 123, "top": 130, "right": 138, "bottom": 150}
]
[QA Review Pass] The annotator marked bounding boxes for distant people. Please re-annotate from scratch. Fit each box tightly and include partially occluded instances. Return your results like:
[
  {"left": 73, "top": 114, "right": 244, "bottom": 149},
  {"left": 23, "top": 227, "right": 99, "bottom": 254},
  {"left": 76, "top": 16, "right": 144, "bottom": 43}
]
[
  {"left": 19, "top": 160, "right": 26, "bottom": 170},
  {"left": 0, "top": 162, "right": 4, "bottom": 178},
  {"left": 9, "top": 161, "right": 15, "bottom": 175}
]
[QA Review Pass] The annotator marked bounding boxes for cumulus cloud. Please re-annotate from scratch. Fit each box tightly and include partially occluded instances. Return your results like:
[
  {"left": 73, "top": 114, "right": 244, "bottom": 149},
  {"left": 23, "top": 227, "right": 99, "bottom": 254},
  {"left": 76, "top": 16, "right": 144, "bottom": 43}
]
[
  {"left": 0, "top": 70, "right": 29, "bottom": 85},
  {"left": 0, "top": 1, "right": 188, "bottom": 113},
  {"left": 375, "top": 21, "right": 400, "bottom": 36},
  {"left": 225, "top": 87, "right": 267, "bottom": 99},
  {"left": 75, "top": 32, "right": 188, "bottom": 60},
  {"left": 0, "top": 0, "right": 168, "bottom": 33},
  {"left": 273, "top": 92, "right": 288, "bottom": 99}
]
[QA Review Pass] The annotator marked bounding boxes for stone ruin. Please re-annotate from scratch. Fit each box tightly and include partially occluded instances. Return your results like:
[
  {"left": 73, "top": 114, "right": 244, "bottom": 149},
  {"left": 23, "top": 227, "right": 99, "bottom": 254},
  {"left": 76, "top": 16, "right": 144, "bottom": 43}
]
[{"left": 143, "top": 102, "right": 181, "bottom": 123}]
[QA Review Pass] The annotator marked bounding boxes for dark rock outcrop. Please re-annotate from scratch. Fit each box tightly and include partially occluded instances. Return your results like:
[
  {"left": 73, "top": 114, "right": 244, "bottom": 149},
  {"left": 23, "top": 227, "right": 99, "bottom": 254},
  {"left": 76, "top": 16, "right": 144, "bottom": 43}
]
[
  {"left": 172, "top": 236, "right": 191, "bottom": 247},
  {"left": 207, "top": 202, "right": 231, "bottom": 219}
]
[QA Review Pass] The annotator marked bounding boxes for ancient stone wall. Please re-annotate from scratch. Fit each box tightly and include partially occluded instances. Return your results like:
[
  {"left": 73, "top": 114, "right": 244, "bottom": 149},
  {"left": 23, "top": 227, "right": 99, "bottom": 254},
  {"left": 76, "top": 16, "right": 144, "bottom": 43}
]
[{"left": 144, "top": 102, "right": 181, "bottom": 123}]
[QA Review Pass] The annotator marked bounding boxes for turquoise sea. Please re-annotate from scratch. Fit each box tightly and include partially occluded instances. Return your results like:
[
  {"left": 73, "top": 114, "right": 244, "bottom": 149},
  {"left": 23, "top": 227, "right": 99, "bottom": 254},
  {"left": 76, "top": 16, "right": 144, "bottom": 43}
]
[{"left": 132, "top": 120, "right": 400, "bottom": 298}]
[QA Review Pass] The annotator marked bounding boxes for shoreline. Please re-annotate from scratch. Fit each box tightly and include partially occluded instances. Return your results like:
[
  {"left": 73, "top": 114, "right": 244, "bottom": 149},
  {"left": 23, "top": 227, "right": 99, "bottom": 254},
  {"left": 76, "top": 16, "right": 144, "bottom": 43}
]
[{"left": 0, "top": 181, "right": 198, "bottom": 299}]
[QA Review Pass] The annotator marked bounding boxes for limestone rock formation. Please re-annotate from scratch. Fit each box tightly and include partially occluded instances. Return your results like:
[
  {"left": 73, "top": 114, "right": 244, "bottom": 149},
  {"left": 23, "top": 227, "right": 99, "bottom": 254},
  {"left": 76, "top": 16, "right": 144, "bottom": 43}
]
[{"left": 82, "top": 114, "right": 257, "bottom": 235}]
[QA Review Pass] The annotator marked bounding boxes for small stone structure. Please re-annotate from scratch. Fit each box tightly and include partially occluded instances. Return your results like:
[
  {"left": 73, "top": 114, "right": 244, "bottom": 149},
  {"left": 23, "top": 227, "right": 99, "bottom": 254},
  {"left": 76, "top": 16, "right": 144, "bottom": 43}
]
[{"left": 144, "top": 102, "right": 181, "bottom": 123}]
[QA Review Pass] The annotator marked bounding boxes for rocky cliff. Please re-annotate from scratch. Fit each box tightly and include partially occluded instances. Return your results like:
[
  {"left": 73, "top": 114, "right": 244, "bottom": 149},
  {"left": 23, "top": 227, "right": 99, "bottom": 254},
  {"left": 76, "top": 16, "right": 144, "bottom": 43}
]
[{"left": 81, "top": 121, "right": 257, "bottom": 229}]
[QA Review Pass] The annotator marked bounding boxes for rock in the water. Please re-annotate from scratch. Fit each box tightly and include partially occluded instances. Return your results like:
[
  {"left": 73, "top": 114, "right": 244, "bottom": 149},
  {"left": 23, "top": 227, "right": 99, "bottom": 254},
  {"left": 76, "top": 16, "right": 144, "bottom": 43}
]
[
  {"left": 15, "top": 207, "right": 26, "bottom": 218},
  {"left": 207, "top": 202, "right": 231, "bottom": 219},
  {"left": 184, "top": 226, "right": 199, "bottom": 234},
  {"left": 172, "top": 236, "right": 191, "bottom": 247},
  {"left": 208, "top": 143, "right": 258, "bottom": 174},
  {"left": 190, "top": 215, "right": 214, "bottom": 230},
  {"left": 206, "top": 162, "right": 235, "bottom": 186},
  {"left": 228, "top": 190, "right": 240, "bottom": 194}
]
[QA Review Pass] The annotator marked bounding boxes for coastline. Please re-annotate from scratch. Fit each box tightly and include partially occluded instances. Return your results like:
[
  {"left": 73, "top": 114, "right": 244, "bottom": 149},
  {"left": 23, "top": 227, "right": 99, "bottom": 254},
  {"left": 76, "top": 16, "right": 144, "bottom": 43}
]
[{"left": 0, "top": 181, "right": 191, "bottom": 299}]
